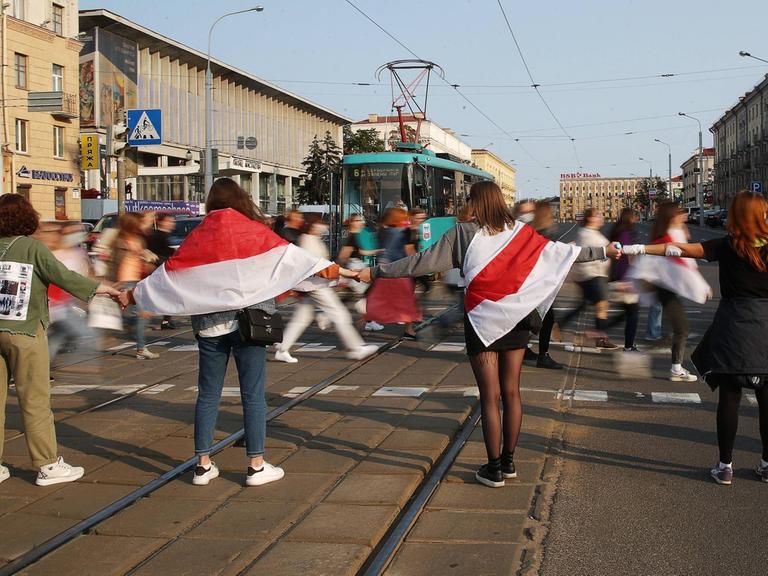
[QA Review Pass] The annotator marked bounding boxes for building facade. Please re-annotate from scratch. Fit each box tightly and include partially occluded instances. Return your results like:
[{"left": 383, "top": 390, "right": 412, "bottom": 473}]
[
  {"left": 350, "top": 114, "right": 473, "bottom": 162},
  {"left": 711, "top": 74, "right": 768, "bottom": 206},
  {"left": 470, "top": 148, "right": 516, "bottom": 205},
  {"left": 1, "top": 0, "right": 82, "bottom": 220},
  {"left": 559, "top": 173, "right": 644, "bottom": 222},
  {"left": 670, "top": 174, "right": 683, "bottom": 202},
  {"left": 78, "top": 10, "right": 349, "bottom": 217},
  {"left": 680, "top": 147, "right": 714, "bottom": 206}
]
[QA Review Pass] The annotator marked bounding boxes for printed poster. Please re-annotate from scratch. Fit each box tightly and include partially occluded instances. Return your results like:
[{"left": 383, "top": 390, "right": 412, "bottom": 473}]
[{"left": 0, "top": 262, "right": 33, "bottom": 321}]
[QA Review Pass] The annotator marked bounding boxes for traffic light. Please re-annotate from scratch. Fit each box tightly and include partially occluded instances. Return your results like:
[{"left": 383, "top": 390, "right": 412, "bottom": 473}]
[{"left": 107, "top": 122, "right": 128, "bottom": 156}]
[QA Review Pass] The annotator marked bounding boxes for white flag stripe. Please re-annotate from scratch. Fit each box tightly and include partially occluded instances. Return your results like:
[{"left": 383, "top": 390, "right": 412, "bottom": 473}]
[{"left": 629, "top": 255, "right": 711, "bottom": 304}]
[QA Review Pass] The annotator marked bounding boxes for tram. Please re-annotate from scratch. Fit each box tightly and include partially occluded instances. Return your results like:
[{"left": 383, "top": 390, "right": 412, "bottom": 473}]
[{"left": 341, "top": 142, "right": 493, "bottom": 250}]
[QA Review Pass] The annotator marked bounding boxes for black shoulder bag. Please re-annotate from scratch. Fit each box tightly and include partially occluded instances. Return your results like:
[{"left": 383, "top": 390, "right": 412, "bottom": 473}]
[{"left": 237, "top": 307, "right": 284, "bottom": 346}]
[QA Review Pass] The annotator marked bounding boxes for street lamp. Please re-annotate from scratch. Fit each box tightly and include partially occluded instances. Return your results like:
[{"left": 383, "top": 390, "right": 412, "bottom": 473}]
[
  {"left": 205, "top": 6, "right": 264, "bottom": 195},
  {"left": 739, "top": 51, "right": 768, "bottom": 65},
  {"left": 654, "top": 138, "right": 672, "bottom": 202},
  {"left": 678, "top": 112, "right": 705, "bottom": 226},
  {"left": 639, "top": 157, "right": 653, "bottom": 218}
]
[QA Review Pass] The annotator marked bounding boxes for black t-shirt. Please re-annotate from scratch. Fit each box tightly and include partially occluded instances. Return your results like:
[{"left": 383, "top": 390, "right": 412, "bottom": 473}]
[
  {"left": 345, "top": 232, "right": 362, "bottom": 260},
  {"left": 702, "top": 236, "right": 768, "bottom": 298},
  {"left": 279, "top": 226, "right": 301, "bottom": 246},
  {"left": 147, "top": 230, "right": 173, "bottom": 263}
]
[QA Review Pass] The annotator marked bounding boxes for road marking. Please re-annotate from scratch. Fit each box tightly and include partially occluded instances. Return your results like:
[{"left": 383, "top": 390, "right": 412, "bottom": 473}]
[
  {"left": 140, "top": 384, "right": 175, "bottom": 394},
  {"left": 283, "top": 386, "right": 311, "bottom": 398},
  {"left": 430, "top": 341, "right": 465, "bottom": 352},
  {"left": 151, "top": 341, "right": 172, "bottom": 346},
  {"left": 373, "top": 386, "right": 429, "bottom": 398},
  {"left": 50, "top": 385, "right": 101, "bottom": 395},
  {"left": 296, "top": 343, "right": 335, "bottom": 352},
  {"left": 558, "top": 390, "right": 609, "bottom": 402},
  {"left": 169, "top": 344, "right": 199, "bottom": 352},
  {"left": 221, "top": 387, "right": 241, "bottom": 397},
  {"left": 319, "top": 385, "right": 359, "bottom": 395},
  {"left": 651, "top": 392, "right": 701, "bottom": 404}
]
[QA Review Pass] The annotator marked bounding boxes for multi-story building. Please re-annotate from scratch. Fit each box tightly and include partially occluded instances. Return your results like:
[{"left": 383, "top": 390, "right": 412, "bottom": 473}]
[
  {"left": 1, "top": 0, "right": 82, "bottom": 220},
  {"left": 78, "top": 9, "right": 349, "bottom": 217},
  {"left": 350, "top": 114, "right": 473, "bottom": 162},
  {"left": 670, "top": 174, "right": 684, "bottom": 203},
  {"left": 470, "top": 148, "right": 516, "bottom": 205},
  {"left": 680, "top": 147, "right": 714, "bottom": 206},
  {"left": 711, "top": 74, "right": 768, "bottom": 206},
  {"left": 559, "top": 173, "right": 644, "bottom": 222}
]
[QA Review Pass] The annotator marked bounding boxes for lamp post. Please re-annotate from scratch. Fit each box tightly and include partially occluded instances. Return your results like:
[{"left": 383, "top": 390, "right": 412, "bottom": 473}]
[
  {"left": 639, "top": 157, "right": 653, "bottom": 219},
  {"left": 739, "top": 51, "right": 768, "bottom": 65},
  {"left": 654, "top": 138, "right": 673, "bottom": 202},
  {"left": 205, "top": 6, "right": 264, "bottom": 195},
  {"left": 678, "top": 112, "right": 705, "bottom": 226}
]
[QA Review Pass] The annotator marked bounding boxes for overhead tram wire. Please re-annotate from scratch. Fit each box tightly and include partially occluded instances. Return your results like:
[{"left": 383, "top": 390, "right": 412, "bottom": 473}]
[
  {"left": 496, "top": 0, "right": 581, "bottom": 169},
  {"left": 342, "top": 0, "right": 550, "bottom": 171}
]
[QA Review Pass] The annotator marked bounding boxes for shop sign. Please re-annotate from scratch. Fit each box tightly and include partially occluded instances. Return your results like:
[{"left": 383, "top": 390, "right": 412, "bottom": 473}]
[
  {"left": 231, "top": 157, "right": 262, "bottom": 171},
  {"left": 560, "top": 172, "right": 601, "bottom": 180},
  {"left": 81, "top": 134, "right": 100, "bottom": 170},
  {"left": 124, "top": 200, "right": 200, "bottom": 215},
  {"left": 16, "top": 166, "right": 74, "bottom": 182}
]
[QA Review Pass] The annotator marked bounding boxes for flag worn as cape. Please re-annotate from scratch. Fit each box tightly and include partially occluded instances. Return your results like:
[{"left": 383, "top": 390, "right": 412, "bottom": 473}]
[
  {"left": 133, "top": 208, "right": 331, "bottom": 315},
  {"left": 463, "top": 222, "right": 581, "bottom": 347}
]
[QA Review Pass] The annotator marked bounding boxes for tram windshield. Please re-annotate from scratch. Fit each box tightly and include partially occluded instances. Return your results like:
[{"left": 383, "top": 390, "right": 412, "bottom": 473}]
[{"left": 343, "top": 163, "right": 412, "bottom": 223}]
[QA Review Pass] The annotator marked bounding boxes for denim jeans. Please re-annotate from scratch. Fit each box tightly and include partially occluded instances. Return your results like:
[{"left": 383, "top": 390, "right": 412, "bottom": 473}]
[
  {"left": 646, "top": 302, "right": 663, "bottom": 340},
  {"left": 122, "top": 281, "right": 147, "bottom": 350},
  {"left": 195, "top": 330, "right": 267, "bottom": 457}
]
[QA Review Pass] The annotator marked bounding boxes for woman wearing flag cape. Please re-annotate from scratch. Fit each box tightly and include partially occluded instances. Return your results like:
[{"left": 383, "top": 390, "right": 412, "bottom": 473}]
[
  {"left": 120, "top": 178, "right": 356, "bottom": 487},
  {"left": 359, "top": 182, "right": 620, "bottom": 487}
]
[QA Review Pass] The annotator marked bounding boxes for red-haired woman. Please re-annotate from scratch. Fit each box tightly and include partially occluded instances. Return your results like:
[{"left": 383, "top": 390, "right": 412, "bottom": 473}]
[{"left": 626, "top": 191, "right": 768, "bottom": 485}]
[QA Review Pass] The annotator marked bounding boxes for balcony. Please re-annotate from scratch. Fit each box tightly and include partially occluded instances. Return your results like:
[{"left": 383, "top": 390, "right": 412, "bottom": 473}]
[{"left": 27, "top": 92, "right": 78, "bottom": 119}]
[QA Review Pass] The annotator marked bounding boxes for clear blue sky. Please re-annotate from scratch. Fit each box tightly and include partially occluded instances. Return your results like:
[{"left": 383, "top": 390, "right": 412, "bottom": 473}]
[{"left": 81, "top": 0, "right": 768, "bottom": 198}]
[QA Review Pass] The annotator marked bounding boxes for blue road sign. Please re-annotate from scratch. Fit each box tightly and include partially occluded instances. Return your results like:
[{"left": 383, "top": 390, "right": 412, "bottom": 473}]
[
  {"left": 751, "top": 181, "right": 764, "bottom": 194},
  {"left": 127, "top": 109, "right": 162, "bottom": 145}
]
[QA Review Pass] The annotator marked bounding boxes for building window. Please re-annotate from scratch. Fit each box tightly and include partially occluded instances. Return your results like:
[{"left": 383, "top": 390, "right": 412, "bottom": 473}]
[
  {"left": 16, "top": 184, "right": 31, "bottom": 199},
  {"left": 54, "top": 188, "right": 67, "bottom": 220},
  {"left": 51, "top": 3, "right": 63, "bottom": 35},
  {"left": 13, "top": 0, "right": 25, "bottom": 19},
  {"left": 14, "top": 53, "right": 27, "bottom": 89},
  {"left": 52, "top": 64, "right": 64, "bottom": 92},
  {"left": 53, "top": 126, "right": 65, "bottom": 158},
  {"left": 15, "top": 119, "right": 28, "bottom": 153}
]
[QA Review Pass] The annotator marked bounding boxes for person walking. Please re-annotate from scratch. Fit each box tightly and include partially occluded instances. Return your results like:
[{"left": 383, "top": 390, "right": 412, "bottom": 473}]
[
  {"left": 337, "top": 214, "right": 382, "bottom": 330},
  {"left": 363, "top": 207, "right": 421, "bottom": 339},
  {"left": 558, "top": 208, "right": 620, "bottom": 350},
  {"left": 0, "top": 195, "right": 120, "bottom": 486},
  {"left": 278, "top": 210, "right": 304, "bottom": 245},
  {"left": 147, "top": 213, "right": 177, "bottom": 330},
  {"left": 121, "top": 178, "right": 338, "bottom": 487},
  {"left": 624, "top": 191, "right": 768, "bottom": 485},
  {"left": 607, "top": 208, "right": 641, "bottom": 352},
  {"left": 275, "top": 214, "right": 377, "bottom": 363},
  {"left": 358, "top": 182, "right": 618, "bottom": 488}
]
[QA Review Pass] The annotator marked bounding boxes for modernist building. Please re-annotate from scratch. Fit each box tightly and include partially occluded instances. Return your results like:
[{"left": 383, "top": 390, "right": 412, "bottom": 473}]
[
  {"left": 1, "top": 0, "right": 82, "bottom": 220},
  {"left": 680, "top": 147, "right": 714, "bottom": 206},
  {"left": 471, "top": 148, "right": 516, "bottom": 205},
  {"left": 559, "top": 173, "right": 644, "bottom": 222},
  {"left": 711, "top": 74, "right": 768, "bottom": 206},
  {"left": 78, "top": 9, "right": 349, "bottom": 217},
  {"left": 350, "top": 114, "right": 473, "bottom": 162}
]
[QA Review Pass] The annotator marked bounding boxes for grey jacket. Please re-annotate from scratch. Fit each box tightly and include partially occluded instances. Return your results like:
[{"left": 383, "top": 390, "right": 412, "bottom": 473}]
[
  {"left": 191, "top": 298, "right": 277, "bottom": 335},
  {"left": 374, "top": 222, "right": 606, "bottom": 280}
]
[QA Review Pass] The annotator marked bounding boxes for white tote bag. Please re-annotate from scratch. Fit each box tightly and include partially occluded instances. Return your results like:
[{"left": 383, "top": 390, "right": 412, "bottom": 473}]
[{"left": 87, "top": 295, "right": 123, "bottom": 331}]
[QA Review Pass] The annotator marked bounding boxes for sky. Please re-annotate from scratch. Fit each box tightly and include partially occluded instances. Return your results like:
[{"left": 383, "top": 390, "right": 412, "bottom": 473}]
[{"left": 80, "top": 0, "right": 768, "bottom": 198}]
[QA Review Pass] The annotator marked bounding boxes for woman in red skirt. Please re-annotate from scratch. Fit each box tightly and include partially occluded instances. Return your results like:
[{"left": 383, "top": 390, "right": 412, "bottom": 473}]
[{"left": 364, "top": 207, "right": 422, "bottom": 339}]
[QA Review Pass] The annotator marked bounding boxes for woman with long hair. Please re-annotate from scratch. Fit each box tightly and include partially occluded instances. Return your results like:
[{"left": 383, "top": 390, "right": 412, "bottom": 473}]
[
  {"left": 624, "top": 191, "right": 768, "bottom": 485},
  {"left": 337, "top": 213, "right": 382, "bottom": 330},
  {"left": 358, "top": 181, "right": 618, "bottom": 487},
  {"left": 363, "top": 207, "right": 422, "bottom": 339},
  {"left": 607, "top": 208, "right": 641, "bottom": 351}
]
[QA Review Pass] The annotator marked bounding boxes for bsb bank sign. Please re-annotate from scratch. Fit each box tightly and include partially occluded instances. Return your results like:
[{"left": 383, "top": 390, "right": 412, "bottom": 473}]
[
  {"left": 560, "top": 172, "right": 601, "bottom": 179},
  {"left": 17, "top": 165, "right": 74, "bottom": 182}
]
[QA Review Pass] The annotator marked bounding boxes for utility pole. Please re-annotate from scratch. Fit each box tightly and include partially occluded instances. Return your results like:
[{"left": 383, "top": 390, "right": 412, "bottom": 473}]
[
  {"left": 117, "top": 156, "right": 126, "bottom": 214},
  {"left": 679, "top": 113, "right": 705, "bottom": 226},
  {"left": 107, "top": 121, "right": 128, "bottom": 213},
  {"left": 654, "top": 139, "right": 672, "bottom": 202}
]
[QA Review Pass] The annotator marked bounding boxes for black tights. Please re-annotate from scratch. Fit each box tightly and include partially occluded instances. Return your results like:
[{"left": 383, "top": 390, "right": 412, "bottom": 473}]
[
  {"left": 469, "top": 349, "right": 525, "bottom": 461},
  {"left": 717, "top": 380, "right": 768, "bottom": 464}
]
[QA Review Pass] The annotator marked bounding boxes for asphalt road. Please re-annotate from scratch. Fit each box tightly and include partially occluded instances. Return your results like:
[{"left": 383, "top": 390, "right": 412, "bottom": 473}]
[{"left": 538, "top": 224, "right": 768, "bottom": 576}]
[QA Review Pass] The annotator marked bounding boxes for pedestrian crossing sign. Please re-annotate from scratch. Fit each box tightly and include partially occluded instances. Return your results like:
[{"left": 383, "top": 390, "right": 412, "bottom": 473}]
[{"left": 127, "top": 109, "right": 162, "bottom": 145}]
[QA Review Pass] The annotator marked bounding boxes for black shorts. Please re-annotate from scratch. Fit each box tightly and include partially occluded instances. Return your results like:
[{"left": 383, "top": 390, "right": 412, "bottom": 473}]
[
  {"left": 464, "top": 313, "right": 531, "bottom": 356},
  {"left": 578, "top": 277, "right": 608, "bottom": 304},
  {"left": 706, "top": 373, "right": 766, "bottom": 391}
]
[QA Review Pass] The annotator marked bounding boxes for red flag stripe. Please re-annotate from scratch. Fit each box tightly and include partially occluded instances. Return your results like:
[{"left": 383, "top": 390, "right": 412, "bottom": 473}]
[
  {"left": 165, "top": 209, "right": 287, "bottom": 272},
  {"left": 464, "top": 225, "right": 549, "bottom": 313}
]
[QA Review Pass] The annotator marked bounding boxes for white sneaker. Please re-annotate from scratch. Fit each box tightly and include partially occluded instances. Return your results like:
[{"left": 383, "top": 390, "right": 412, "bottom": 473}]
[
  {"left": 364, "top": 321, "right": 384, "bottom": 331},
  {"left": 136, "top": 348, "right": 160, "bottom": 360},
  {"left": 36, "top": 457, "right": 84, "bottom": 486},
  {"left": 275, "top": 349, "right": 298, "bottom": 363},
  {"left": 246, "top": 462, "right": 285, "bottom": 486},
  {"left": 192, "top": 462, "right": 219, "bottom": 486},
  {"left": 0, "top": 465, "right": 9, "bottom": 484},
  {"left": 670, "top": 368, "right": 698, "bottom": 382},
  {"left": 347, "top": 344, "right": 379, "bottom": 360}
]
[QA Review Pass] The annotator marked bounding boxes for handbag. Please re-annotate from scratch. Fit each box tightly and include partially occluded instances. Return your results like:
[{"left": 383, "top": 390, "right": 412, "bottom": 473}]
[{"left": 237, "top": 307, "right": 284, "bottom": 346}]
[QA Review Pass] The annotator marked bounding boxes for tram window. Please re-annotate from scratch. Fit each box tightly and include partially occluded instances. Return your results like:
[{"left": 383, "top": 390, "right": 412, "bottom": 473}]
[{"left": 343, "top": 163, "right": 411, "bottom": 224}]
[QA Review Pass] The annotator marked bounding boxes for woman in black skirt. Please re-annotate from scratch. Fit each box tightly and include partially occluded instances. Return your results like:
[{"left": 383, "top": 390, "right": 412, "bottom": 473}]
[{"left": 358, "top": 182, "right": 617, "bottom": 487}]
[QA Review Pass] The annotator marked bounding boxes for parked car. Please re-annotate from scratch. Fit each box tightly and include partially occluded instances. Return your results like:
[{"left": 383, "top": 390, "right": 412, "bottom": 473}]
[
  {"left": 168, "top": 216, "right": 204, "bottom": 250},
  {"left": 685, "top": 207, "right": 701, "bottom": 224},
  {"left": 705, "top": 209, "right": 727, "bottom": 228}
]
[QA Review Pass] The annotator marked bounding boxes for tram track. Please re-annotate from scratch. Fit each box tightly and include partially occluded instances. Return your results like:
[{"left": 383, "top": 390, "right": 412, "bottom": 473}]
[{"left": 0, "top": 303, "right": 459, "bottom": 576}]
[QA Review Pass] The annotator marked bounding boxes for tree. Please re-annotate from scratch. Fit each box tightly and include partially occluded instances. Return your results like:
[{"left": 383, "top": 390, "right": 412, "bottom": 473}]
[
  {"left": 635, "top": 177, "right": 669, "bottom": 213},
  {"left": 296, "top": 131, "right": 342, "bottom": 205},
  {"left": 343, "top": 126, "right": 385, "bottom": 155},
  {"left": 388, "top": 125, "right": 417, "bottom": 148}
]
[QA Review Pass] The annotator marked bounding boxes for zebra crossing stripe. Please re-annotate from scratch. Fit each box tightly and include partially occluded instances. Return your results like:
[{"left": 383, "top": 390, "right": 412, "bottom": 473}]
[
  {"left": 430, "top": 341, "right": 465, "bottom": 352},
  {"left": 140, "top": 384, "right": 175, "bottom": 394},
  {"left": 296, "top": 343, "right": 336, "bottom": 352},
  {"left": 557, "top": 390, "right": 609, "bottom": 402},
  {"left": 373, "top": 386, "right": 429, "bottom": 398},
  {"left": 651, "top": 392, "right": 701, "bottom": 404},
  {"left": 50, "top": 385, "right": 101, "bottom": 395}
]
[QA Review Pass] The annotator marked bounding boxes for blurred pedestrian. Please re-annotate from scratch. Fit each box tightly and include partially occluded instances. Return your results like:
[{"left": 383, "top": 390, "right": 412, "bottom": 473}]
[
  {"left": 336, "top": 214, "right": 381, "bottom": 329},
  {"left": 358, "top": 182, "right": 618, "bottom": 488},
  {"left": 625, "top": 191, "right": 768, "bottom": 485},
  {"left": 364, "top": 207, "right": 421, "bottom": 339},
  {"left": 276, "top": 214, "right": 377, "bottom": 363},
  {"left": 147, "top": 213, "right": 177, "bottom": 330},
  {"left": 279, "top": 210, "right": 304, "bottom": 245},
  {"left": 0, "top": 195, "right": 120, "bottom": 486},
  {"left": 607, "top": 208, "right": 641, "bottom": 352},
  {"left": 514, "top": 199, "right": 535, "bottom": 224},
  {"left": 409, "top": 208, "right": 431, "bottom": 296}
]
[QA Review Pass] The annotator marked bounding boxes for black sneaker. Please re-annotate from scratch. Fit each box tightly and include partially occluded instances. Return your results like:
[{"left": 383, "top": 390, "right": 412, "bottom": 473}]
[
  {"left": 536, "top": 353, "right": 563, "bottom": 370},
  {"left": 160, "top": 320, "right": 178, "bottom": 330},
  {"left": 402, "top": 332, "right": 417, "bottom": 341},
  {"left": 595, "top": 337, "right": 619, "bottom": 350},
  {"left": 523, "top": 347, "right": 539, "bottom": 363},
  {"left": 475, "top": 464, "right": 504, "bottom": 488},
  {"left": 501, "top": 453, "right": 517, "bottom": 479}
]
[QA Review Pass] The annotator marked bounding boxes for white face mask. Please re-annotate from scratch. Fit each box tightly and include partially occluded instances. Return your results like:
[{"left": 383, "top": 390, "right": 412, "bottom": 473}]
[
  {"left": 62, "top": 232, "right": 86, "bottom": 248},
  {"left": 517, "top": 212, "right": 534, "bottom": 224}
]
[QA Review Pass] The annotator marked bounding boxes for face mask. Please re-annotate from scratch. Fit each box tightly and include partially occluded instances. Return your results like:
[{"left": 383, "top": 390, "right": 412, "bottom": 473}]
[
  {"left": 62, "top": 232, "right": 86, "bottom": 248},
  {"left": 517, "top": 212, "right": 534, "bottom": 224}
]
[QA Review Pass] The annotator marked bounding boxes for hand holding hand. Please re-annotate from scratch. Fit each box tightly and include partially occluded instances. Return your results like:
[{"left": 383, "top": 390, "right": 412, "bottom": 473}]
[
  {"left": 116, "top": 289, "right": 135, "bottom": 309},
  {"left": 339, "top": 267, "right": 359, "bottom": 279},
  {"left": 605, "top": 242, "right": 622, "bottom": 260},
  {"left": 95, "top": 283, "right": 122, "bottom": 299},
  {"left": 357, "top": 267, "right": 372, "bottom": 284},
  {"left": 665, "top": 244, "right": 683, "bottom": 257}
]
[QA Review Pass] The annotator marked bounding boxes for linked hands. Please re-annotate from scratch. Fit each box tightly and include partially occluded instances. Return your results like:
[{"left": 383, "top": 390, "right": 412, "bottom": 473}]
[{"left": 605, "top": 242, "right": 622, "bottom": 260}]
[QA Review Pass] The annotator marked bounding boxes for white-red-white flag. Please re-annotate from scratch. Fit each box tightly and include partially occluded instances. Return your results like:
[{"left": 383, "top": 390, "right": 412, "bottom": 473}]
[
  {"left": 628, "top": 234, "right": 711, "bottom": 304},
  {"left": 133, "top": 208, "right": 331, "bottom": 315},
  {"left": 464, "top": 222, "right": 581, "bottom": 347}
]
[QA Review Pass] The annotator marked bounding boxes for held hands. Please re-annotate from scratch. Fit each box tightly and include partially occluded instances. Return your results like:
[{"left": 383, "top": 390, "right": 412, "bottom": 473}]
[
  {"left": 116, "top": 289, "right": 135, "bottom": 310},
  {"left": 605, "top": 242, "right": 622, "bottom": 260},
  {"left": 357, "top": 267, "right": 373, "bottom": 284},
  {"left": 339, "top": 267, "right": 360, "bottom": 280},
  {"left": 665, "top": 244, "right": 683, "bottom": 257}
]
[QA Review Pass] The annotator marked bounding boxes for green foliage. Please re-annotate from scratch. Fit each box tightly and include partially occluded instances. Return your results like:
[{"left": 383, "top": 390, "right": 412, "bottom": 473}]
[
  {"left": 296, "top": 131, "right": 342, "bottom": 205},
  {"left": 343, "top": 126, "right": 385, "bottom": 155},
  {"left": 388, "top": 125, "right": 417, "bottom": 147}
]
